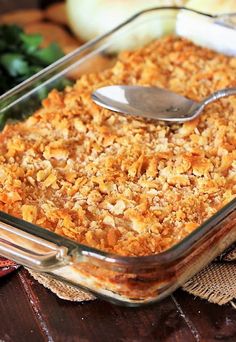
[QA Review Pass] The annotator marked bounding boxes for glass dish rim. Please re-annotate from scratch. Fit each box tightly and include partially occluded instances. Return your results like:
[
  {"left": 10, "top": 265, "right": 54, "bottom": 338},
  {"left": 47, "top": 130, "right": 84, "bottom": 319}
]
[{"left": 0, "top": 6, "right": 236, "bottom": 268}]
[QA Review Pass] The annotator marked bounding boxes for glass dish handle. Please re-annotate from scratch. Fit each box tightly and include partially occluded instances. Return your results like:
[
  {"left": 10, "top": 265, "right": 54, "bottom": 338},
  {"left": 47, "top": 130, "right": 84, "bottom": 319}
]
[{"left": 0, "top": 220, "right": 70, "bottom": 271}]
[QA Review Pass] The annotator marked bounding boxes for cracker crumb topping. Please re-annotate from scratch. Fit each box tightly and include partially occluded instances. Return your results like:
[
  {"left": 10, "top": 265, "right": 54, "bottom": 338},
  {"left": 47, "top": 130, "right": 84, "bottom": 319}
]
[{"left": 0, "top": 36, "right": 235, "bottom": 256}]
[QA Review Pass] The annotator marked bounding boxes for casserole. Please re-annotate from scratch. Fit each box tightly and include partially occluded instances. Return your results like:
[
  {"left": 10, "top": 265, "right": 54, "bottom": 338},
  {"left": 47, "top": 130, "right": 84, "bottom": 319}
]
[{"left": 0, "top": 7, "right": 236, "bottom": 306}]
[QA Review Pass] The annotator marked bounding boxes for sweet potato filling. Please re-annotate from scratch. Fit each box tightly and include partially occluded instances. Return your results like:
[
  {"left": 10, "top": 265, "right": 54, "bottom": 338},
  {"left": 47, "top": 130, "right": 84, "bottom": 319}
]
[{"left": 0, "top": 36, "right": 235, "bottom": 256}]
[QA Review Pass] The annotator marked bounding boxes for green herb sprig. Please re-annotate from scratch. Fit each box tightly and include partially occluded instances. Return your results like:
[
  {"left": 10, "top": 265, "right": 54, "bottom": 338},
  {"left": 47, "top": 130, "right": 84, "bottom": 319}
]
[
  {"left": 0, "top": 24, "right": 73, "bottom": 130},
  {"left": 0, "top": 24, "right": 64, "bottom": 95}
]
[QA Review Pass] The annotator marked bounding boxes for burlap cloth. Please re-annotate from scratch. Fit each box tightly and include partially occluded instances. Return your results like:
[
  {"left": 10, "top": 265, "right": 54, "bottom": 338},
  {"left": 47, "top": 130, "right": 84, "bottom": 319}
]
[{"left": 27, "top": 243, "right": 236, "bottom": 305}]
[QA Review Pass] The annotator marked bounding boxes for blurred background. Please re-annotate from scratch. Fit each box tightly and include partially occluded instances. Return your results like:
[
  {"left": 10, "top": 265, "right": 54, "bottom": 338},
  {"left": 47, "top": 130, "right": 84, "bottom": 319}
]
[{"left": 0, "top": 0, "right": 59, "bottom": 13}]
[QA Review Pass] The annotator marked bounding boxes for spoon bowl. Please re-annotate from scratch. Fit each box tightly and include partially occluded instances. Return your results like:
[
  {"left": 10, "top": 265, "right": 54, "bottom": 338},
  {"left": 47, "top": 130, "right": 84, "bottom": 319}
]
[{"left": 92, "top": 85, "right": 236, "bottom": 122}]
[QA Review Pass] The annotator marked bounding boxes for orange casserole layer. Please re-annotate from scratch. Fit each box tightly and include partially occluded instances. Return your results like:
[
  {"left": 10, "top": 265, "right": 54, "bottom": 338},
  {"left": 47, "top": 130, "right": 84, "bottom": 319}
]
[{"left": 0, "top": 36, "right": 235, "bottom": 256}]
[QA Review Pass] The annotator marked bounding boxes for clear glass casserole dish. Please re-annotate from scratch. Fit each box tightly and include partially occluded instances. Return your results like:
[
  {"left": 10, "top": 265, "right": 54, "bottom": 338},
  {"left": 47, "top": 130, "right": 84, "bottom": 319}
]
[{"left": 0, "top": 7, "right": 236, "bottom": 306}]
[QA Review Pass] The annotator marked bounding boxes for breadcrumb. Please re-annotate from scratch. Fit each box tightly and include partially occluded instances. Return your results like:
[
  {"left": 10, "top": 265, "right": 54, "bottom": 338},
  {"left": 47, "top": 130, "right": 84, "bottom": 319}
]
[{"left": 0, "top": 36, "right": 235, "bottom": 256}]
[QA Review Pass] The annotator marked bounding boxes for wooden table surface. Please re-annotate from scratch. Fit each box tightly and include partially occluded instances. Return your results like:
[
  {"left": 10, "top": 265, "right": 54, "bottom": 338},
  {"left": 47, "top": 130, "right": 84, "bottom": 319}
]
[
  {"left": 0, "top": 1, "right": 236, "bottom": 341},
  {"left": 0, "top": 268, "right": 235, "bottom": 342}
]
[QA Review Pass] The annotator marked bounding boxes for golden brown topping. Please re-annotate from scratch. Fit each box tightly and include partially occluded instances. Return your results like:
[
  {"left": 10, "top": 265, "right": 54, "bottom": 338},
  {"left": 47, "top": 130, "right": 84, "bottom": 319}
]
[
  {"left": 0, "top": 36, "right": 235, "bottom": 256},
  {"left": 22, "top": 205, "right": 37, "bottom": 223}
]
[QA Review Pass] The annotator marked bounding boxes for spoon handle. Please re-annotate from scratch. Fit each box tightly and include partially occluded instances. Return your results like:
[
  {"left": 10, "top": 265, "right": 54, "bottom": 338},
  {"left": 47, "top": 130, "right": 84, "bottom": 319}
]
[{"left": 202, "top": 87, "right": 236, "bottom": 107}]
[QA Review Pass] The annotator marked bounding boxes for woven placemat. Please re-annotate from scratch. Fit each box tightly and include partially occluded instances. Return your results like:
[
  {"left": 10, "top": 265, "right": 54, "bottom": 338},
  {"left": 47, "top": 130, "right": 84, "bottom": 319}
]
[
  {"left": 28, "top": 269, "right": 95, "bottom": 301},
  {"left": 182, "top": 262, "right": 236, "bottom": 305},
  {"left": 27, "top": 244, "right": 236, "bottom": 305}
]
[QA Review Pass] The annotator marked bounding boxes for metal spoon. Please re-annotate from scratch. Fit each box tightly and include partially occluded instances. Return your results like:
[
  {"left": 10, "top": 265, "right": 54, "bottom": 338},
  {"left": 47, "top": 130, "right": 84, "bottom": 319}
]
[{"left": 92, "top": 85, "right": 236, "bottom": 122}]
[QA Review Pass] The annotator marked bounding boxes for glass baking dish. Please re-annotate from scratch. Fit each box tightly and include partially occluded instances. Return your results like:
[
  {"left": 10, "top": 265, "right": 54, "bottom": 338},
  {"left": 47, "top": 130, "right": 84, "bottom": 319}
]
[{"left": 0, "top": 7, "right": 236, "bottom": 306}]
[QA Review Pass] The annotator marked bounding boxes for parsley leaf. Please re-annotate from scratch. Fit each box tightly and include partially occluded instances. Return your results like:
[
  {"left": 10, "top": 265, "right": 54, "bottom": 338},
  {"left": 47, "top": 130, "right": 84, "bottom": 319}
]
[
  {"left": 0, "top": 24, "right": 69, "bottom": 129},
  {"left": 20, "top": 32, "right": 43, "bottom": 53},
  {"left": 0, "top": 53, "right": 29, "bottom": 77},
  {"left": 32, "top": 42, "right": 64, "bottom": 65},
  {"left": 0, "top": 24, "right": 65, "bottom": 94}
]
